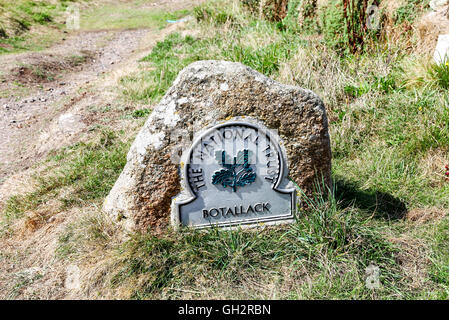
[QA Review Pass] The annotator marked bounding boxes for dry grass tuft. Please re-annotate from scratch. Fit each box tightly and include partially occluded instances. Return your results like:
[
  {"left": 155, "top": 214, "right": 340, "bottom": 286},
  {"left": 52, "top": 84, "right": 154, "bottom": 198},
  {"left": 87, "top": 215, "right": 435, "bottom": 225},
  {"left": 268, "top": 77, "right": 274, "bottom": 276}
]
[
  {"left": 278, "top": 44, "right": 347, "bottom": 109},
  {"left": 391, "top": 236, "right": 431, "bottom": 290},
  {"left": 418, "top": 148, "right": 449, "bottom": 188},
  {"left": 406, "top": 207, "right": 448, "bottom": 224}
]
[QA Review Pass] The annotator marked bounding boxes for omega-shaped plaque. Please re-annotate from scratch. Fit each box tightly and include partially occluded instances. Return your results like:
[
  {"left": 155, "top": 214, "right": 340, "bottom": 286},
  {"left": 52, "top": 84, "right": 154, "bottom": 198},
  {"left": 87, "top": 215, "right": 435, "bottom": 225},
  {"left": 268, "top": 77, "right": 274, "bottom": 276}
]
[{"left": 172, "top": 119, "right": 297, "bottom": 229}]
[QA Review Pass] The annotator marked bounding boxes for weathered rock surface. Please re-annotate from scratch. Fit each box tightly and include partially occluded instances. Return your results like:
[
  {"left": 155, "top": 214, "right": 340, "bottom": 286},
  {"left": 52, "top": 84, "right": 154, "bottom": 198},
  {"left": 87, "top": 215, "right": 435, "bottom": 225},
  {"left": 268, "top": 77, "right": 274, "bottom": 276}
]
[{"left": 103, "top": 60, "right": 331, "bottom": 232}]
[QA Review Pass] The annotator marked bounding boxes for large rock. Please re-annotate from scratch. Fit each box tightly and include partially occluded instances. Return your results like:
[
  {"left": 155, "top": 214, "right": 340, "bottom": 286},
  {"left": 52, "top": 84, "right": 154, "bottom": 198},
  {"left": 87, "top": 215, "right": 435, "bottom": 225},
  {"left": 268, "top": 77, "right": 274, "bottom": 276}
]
[{"left": 103, "top": 60, "right": 331, "bottom": 232}]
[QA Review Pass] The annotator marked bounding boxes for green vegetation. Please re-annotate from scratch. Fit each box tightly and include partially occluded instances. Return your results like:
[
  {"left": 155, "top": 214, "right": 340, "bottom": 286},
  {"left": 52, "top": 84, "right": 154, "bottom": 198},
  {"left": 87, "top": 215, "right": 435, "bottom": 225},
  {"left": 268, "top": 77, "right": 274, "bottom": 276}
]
[
  {"left": 428, "top": 61, "right": 449, "bottom": 89},
  {"left": 1, "top": 0, "right": 448, "bottom": 300},
  {"left": 107, "top": 0, "right": 448, "bottom": 299},
  {"left": 4, "top": 129, "right": 129, "bottom": 221},
  {"left": 0, "top": 0, "right": 189, "bottom": 54},
  {"left": 0, "top": 0, "right": 79, "bottom": 54},
  {"left": 121, "top": 20, "right": 299, "bottom": 103},
  {"left": 130, "top": 108, "right": 152, "bottom": 118},
  {"left": 79, "top": 186, "right": 404, "bottom": 299},
  {"left": 394, "top": 0, "right": 430, "bottom": 25},
  {"left": 428, "top": 218, "right": 449, "bottom": 299},
  {"left": 80, "top": 4, "right": 189, "bottom": 30}
]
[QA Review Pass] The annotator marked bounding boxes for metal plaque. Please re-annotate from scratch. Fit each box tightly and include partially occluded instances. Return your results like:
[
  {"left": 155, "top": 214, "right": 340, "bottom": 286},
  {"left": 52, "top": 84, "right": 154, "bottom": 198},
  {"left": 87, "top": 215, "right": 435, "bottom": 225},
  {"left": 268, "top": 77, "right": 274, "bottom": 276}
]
[{"left": 173, "top": 119, "right": 297, "bottom": 229}]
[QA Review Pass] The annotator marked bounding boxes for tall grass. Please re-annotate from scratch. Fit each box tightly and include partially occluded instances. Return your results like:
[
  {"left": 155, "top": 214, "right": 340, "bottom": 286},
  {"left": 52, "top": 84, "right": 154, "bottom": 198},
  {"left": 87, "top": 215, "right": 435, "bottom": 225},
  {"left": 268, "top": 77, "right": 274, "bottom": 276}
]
[
  {"left": 98, "top": 181, "right": 405, "bottom": 299},
  {"left": 4, "top": 129, "right": 129, "bottom": 220},
  {"left": 100, "top": 0, "right": 449, "bottom": 298}
]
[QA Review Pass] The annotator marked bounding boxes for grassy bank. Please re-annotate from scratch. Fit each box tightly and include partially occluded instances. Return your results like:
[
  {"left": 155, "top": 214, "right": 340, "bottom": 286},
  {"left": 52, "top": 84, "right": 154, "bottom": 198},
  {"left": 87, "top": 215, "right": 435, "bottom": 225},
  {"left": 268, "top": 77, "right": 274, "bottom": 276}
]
[
  {"left": 1, "top": 0, "right": 448, "bottom": 299},
  {"left": 0, "top": 0, "right": 80, "bottom": 54},
  {"left": 99, "top": 0, "right": 449, "bottom": 299}
]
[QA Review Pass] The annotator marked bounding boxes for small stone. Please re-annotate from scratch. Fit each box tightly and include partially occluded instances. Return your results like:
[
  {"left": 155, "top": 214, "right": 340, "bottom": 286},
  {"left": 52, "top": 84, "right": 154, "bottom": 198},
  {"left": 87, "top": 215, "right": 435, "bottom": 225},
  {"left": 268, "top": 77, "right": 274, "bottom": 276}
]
[
  {"left": 434, "top": 34, "right": 449, "bottom": 64},
  {"left": 430, "top": 0, "right": 449, "bottom": 11},
  {"left": 65, "top": 265, "right": 81, "bottom": 290},
  {"left": 58, "top": 113, "right": 85, "bottom": 133}
]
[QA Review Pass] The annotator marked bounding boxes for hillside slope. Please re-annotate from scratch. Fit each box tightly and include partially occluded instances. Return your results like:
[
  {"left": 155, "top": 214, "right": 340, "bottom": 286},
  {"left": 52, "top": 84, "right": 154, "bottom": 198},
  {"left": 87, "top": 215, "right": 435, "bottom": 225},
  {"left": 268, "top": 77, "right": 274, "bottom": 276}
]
[{"left": 0, "top": 0, "right": 448, "bottom": 300}]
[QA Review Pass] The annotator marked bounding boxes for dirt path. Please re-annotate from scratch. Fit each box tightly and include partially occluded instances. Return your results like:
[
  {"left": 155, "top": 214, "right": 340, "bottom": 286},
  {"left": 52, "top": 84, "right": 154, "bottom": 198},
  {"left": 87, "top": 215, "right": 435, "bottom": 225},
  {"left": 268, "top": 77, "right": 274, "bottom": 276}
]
[
  {"left": 0, "top": 0, "right": 198, "bottom": 299},
  {"left": 0, "top": 0, "right": 200, "bottom": 187},
  {"left": 0, "top": 28, "right": 150, "bottom": 184}
]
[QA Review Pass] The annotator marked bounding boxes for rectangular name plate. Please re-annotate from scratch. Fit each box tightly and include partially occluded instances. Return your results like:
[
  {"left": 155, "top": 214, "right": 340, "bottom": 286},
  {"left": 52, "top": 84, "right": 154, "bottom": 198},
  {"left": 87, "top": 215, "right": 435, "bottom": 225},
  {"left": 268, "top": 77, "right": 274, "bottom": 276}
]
[{"left": 173, "top": 119, "right": 297, "bottom": 229}]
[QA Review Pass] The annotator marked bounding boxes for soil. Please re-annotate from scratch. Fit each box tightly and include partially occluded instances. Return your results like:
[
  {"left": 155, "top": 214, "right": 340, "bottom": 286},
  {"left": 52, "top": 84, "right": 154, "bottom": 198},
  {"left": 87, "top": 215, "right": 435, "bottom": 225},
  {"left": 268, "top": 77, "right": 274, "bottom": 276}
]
[
  {"left": 0, "top": 28, "right": 149, "bottom": 186},
  {"left": 0, "top": 0, "right": 198, "bottom": 299}
]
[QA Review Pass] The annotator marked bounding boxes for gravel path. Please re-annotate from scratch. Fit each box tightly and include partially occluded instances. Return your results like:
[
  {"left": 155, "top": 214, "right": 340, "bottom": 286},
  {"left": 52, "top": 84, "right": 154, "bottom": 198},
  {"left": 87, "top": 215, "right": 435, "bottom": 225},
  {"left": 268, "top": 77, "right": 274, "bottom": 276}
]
[{"left": 0, "top": 28, "right": 150, "bottom": 184}]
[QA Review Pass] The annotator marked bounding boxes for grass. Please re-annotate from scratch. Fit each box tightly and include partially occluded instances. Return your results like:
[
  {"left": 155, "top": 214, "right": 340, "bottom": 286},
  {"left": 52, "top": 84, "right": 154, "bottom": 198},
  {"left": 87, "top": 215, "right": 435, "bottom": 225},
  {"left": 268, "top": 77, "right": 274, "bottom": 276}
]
[
  {"left": 121, "top": 19, "right": 299, "bottom": 103},
  {"left": 8, "top": 268, "right": 43, "bottom": 299},
  {"left": 4, "top": 129, "right": 129, "bottom": 221},
  {"left": 1, "top": 0, "right": 449, "bottom": 299},
  {"left": 428, "top": 61, "right": 449, "bottom": 89},
  {"left": 80, "top": 2, "right": 190, "bottom": 30},
  {"left": 122, "top": 0, "right": 449, "bottom": 210},
  {"left": 0, "top": 0, "right": 77, "bottom": 54},
  {"left": 56, "top": 209, "right": 118, "bottom": 261},
  {"left": 0, "top": 0, "right": 190, "bottom": 54},
  {"left": 394, "top": 0, "right": 430, "bottom": 25},
  {"left": 99, "top": 186, "right": 407, "bottom": 299}
]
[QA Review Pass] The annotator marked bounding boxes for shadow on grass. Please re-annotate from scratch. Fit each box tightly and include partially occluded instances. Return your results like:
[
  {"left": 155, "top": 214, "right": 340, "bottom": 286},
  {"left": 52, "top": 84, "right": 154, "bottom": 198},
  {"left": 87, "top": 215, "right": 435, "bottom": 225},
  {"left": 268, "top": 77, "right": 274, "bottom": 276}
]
[{"left": 334, "top": 176, "right": 407, "bottom": 220}]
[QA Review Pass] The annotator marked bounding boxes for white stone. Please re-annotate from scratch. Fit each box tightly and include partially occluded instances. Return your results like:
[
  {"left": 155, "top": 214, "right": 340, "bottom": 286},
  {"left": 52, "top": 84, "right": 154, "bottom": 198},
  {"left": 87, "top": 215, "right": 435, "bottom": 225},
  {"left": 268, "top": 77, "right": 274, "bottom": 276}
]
[
  {"left": 434, "top": 34, "right": 449, "bottom": 64},
  {"left": 430, "top": 0, "right": 449, "bottom": 11},
  {"left": 58, "top": 113, "right": 85, "bottom": 133}
]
